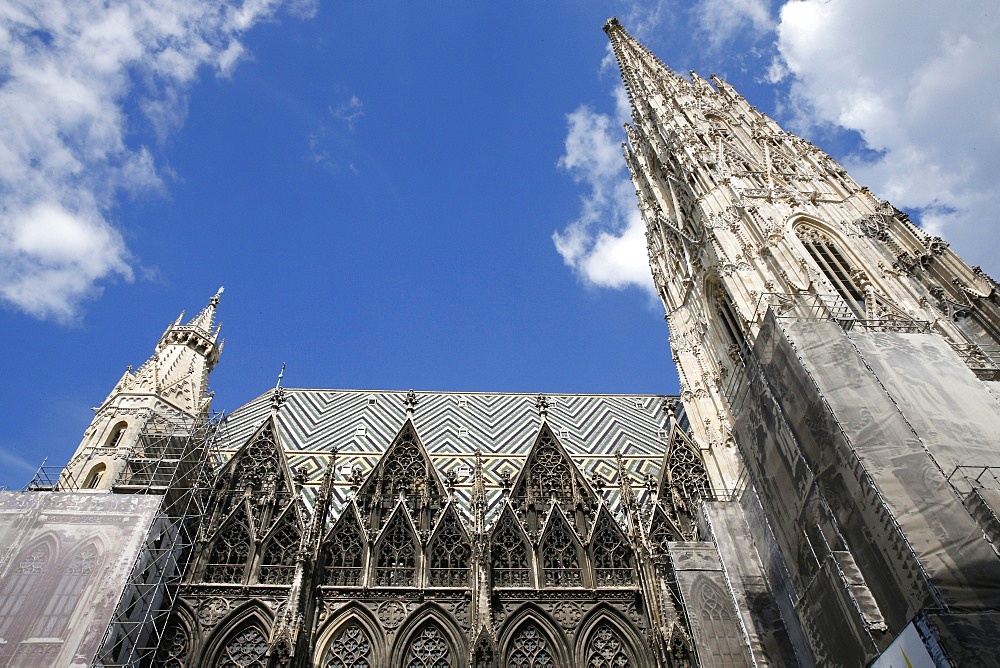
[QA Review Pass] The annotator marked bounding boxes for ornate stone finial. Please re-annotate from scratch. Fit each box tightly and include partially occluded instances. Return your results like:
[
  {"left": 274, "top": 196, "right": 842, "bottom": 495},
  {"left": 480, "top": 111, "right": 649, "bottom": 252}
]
[
  {"left": 445, "top": 469, "right": 457, "bottom": 494},
  {"left": 210, "top": 285, "right": 224, "bottom": 307},
  {"left": 591, "top": 469, "right": 606, "bottom": 494},
  {"left": 661, "top": 397, "right": 680, "bottom": 426},
  {"left": 275, "top": 361, "right": 286, "bottom": 390},
  {"left": 603, "top": 16, "right": 621, "bottom": 33},
  {"left": 535, "top": 394, "right": 549, "bottom": 420},
  {"left": 404, "top": 389, "right": 418, "bottom": 419}
]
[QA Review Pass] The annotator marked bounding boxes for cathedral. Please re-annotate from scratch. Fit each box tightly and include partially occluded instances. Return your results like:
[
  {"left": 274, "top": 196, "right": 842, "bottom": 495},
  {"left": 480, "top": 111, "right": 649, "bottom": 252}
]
[{"left": 1, "top": 17, "right": 1000, "bottom": 667}]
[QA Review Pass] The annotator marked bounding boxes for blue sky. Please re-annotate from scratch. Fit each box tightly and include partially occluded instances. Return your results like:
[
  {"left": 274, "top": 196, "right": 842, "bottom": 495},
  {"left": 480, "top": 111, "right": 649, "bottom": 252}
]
[{"left": 1, "top": 0, "right": 998, "bottom": 489}]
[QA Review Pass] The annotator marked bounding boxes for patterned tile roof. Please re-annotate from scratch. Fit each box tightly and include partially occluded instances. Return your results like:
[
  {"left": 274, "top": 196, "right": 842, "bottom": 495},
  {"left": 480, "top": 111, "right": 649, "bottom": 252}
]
[{"left": 216, "top": 389, "right": 682, "bottom": 518}]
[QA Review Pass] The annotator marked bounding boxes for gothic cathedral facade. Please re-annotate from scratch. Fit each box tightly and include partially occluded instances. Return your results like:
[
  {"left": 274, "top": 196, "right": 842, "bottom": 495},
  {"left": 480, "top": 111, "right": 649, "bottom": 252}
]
[{"left": 1, "top": 17, "right": 1000, "bottom": 668}]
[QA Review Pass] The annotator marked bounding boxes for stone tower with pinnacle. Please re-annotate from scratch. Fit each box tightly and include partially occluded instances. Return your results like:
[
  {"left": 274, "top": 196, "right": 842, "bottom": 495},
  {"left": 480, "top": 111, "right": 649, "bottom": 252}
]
[
  {"left": 606, "top": 17, "right": 1000, "bottom": 665},
  {"left": 604, "top": 17, "right": 1000, "bottom": 495},
  {"left": 60, "top": 288, "right": 225, "bottom": 491}
]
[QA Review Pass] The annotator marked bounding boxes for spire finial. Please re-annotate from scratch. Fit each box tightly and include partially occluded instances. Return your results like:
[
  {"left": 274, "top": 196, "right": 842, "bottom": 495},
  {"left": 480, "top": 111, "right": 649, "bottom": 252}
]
[
  {"left": 270, "top": 362, "right": 287, "bottom": 414},
  {"left": 211, "top": 285, "right": 224, "bottom": 306},
  {"left": 535, "top": 393, "right": 549, "bottom": 420},
  {"left": 404, "top": 389, "right": 418, "bottom": 420},
  {"left": 275, "top": 362, "right": 286, "bottom": 390}
]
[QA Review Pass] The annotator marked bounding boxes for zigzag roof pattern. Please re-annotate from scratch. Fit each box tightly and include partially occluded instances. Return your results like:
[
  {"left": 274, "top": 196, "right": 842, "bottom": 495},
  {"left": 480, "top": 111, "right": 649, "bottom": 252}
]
[{"left": 215, "top": 389, "right": 683, "bottom": 517}]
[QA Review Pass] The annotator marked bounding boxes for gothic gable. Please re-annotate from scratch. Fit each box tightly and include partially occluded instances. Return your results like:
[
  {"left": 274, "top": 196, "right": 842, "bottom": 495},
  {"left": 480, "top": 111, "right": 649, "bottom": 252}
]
[
  {"left": 587, "top": 506, "right": 635, "bottom": 588},
  {"left": 539, "top": 506, "right": 584, "bottom": 588},
  {"left": 489, "top": 503, "right": 533, "bottom": 588},
  {"left": 426, "top": 503, "right": 472, "bottom": 588},
  {"left": 509, "top": 423, "right": 596, "bottom": 533},
  {"left": 657, "top": 421, "right": 710, "bottom": 539},
  {"left": 372, "top": 503, "right": 419, "bottom": 587},
  {"left": 355, "top": 419, "right": 447, "bottom": 535}
]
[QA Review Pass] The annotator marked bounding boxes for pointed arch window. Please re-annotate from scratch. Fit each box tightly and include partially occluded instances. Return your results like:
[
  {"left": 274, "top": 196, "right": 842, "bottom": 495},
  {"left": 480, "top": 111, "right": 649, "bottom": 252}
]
[
  {"left": 205, "top": 508, "right": 252, "bottom": 583},
  {"left": 374, "top": 513, "right": 416, "bottom": 587},
  {"left": 797, "top": 226, "right": 866, "bottom": 317},
  {"left": 428, "top": 511, "right": 471, "bottom": 587},
  {"left": 83, "top": 463, "right": 106, "bottom": 489},
  {"left": 403, "top": 623, "right": 452, "bottom": 668},
  {"left": 218, "top": 626, "right": 268, "bottom": 668},
  {"left": 105, "top": 421, "right": 128, "bottom": 448},
  {"left": 648, "top": 506, "right": 681, "bottom": 554},
  {"left": 585, "top": 623, "right": 633, "bottom": 668},
  {"left": 490, "top": 512, "right": 531, "bottom": 588},
  {"left": 152, "top": 616, "right": 190, "bottom": 668},
  {"left": 507, "top": 624, "right": 555, "bottom": 668},
  {"left": 31, "top": 543, "right": 99, "bottom": 639},
  {"left": 591, "top": 514, "right": 635, "bottom": 587},
  {"left": 540, "top": 515, "right": 582, "bottom": 587},
  {"left": 258, "top": 512, "right": 301, "bottom": 585},
  {"left": 708, "top": 281, "right": 745, "bottom": 357},
  {"left": 0, "top": 544, "right": 49, "bottom": 642},
  {"left": 324, "top": 514, "right": 366, "bottom": 587},
  {"left": 323, "top": 622, "right": 373, "bottom": 668}
]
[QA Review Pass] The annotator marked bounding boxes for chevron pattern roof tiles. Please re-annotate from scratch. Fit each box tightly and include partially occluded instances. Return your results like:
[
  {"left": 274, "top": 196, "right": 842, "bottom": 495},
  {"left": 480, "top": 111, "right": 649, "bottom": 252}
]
[{"left": 217, "top": 389, "right": 680, "bottom": 517}]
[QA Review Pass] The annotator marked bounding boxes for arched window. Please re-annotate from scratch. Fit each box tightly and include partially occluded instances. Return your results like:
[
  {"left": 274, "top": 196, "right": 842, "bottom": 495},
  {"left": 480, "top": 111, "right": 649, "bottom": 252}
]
[
  {"left": 31, "top": 543, "right": 100, "bottom": 639},
  {"left": 205, "top": 507, "right": 251, "bottom": 583},
  {"left": 402, "top": 623, "right": 452, "bottom": 668},
  {"left": 428, "top": 509, "right": 471, "bottom": 587},
  {"left": 374, "top": 512, "right": 416, "bottom": 587},
  {"left": 152, "top": 616, "right": 190, "bottom": 668},
  {"left": 590, "top": 513, "right": 634, "bottom": 587},
  {"left": 218, "top": 626, "right": 268, "bottom": 668},
  {"left": 585, "top": 623, "right": 633, "bottom": 668},
  {"left": 796, "top": 225, "right": 866, "bottom": 317},
  {"left": 0, "top": 544, "right": 49, "bottom": 644},
  {"left": 708, "top": 281, "right": 744, "bottom": 356},
  {"left": 324, "top": 512, "right": 366, "bottom": 587},
  {"left": 105, "top": 421, "right": 128, "bottom": 448},
  {"left": 83, "top": 463, "right": 106, "bottom": 489},
  {"left": 540, "top": 515, "right": 582, "bottom": 587},
  {"left": 507, "top": 623, "right": 556, "bottom": 668},
  {"left": 323, "top": 622, "right": 373, "bottom": 668},
  {"left": 490, "top": 510, "right": 531, "bottom": 588},
  {"left": 258, "top": 511, "right": 300, "bottom": 585}
]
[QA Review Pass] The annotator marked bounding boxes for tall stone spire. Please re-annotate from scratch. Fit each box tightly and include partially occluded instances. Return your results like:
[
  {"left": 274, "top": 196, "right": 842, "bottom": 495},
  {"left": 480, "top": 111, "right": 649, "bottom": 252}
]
[{"left": 604, "top": 19, "right": 1000, "bottom": 492}]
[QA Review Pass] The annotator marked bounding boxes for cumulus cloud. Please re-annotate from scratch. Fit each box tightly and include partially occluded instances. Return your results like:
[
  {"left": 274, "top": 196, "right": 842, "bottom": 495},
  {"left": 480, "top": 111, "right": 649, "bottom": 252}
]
[
  {"left": 773, "top": 0, "right": 1000, "bottom": 275},
  {"left": 0, "top": 0, "right": 314, "bottom": 322},
  {"left": 695, "top": 0, "right": 775, "bottom": 48},
  {"left": 553, "top": 88, "right": 656, "bottom": 294}
]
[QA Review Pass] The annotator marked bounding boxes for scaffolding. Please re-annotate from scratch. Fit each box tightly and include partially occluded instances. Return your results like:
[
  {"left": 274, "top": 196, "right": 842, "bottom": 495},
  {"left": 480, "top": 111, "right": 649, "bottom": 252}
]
[{"left": 94, "top": 407, "right": 224, "bottom": 667}]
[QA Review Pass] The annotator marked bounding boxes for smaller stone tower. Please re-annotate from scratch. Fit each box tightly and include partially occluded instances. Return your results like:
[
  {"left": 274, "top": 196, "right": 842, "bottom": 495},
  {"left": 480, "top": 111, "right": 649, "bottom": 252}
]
[{"left": 59, "top": 288, "right": 224, "bottom": 491}]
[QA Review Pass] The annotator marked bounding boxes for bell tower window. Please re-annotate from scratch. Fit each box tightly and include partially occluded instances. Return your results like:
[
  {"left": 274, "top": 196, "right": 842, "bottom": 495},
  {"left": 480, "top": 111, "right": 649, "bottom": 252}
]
[{"left": 797, "top": 226, "right": 866, "bottom": 317}]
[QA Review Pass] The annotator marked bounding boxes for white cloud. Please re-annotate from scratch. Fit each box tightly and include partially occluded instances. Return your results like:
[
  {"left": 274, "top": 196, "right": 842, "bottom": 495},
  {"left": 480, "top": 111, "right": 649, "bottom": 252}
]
[
  {"left": 553, "top": 88, "right": 656, "bottom": 295},
  {"left": 0, "top": 0, "right": 310, "bottom": 322},
  {"left": 332, "top": 95, "right": 365, "bottom": 132},
  {"left": 695, "top": 0, "right": 775, "bottom": 48},
  {"left": 774, "top": 0, "right": 1000, "bottom": 275}
]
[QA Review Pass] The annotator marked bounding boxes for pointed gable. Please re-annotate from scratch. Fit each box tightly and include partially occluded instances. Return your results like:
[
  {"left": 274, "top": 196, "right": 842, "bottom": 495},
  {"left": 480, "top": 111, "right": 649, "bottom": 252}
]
[
  {"left": 510, "top": 423, "right": 596, "bottom": 533},
  {"left": 489, "top": 503, "right": 533, "bottom": 588},
  {"left": 657, "top": 421, "right": 710, "bottom": 539},
  {"left": 588, "top": 506, "right": 635, "bottom": 587},
  {"left": 355, "top": 419, "right": 447, "bottom": 534},
  {"left": 373, "top": 504, "right": 419, "bottom": 587}
]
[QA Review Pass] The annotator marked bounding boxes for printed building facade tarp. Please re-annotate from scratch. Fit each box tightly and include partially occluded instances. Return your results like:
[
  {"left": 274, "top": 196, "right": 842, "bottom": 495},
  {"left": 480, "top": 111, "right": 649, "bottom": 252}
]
[{"left": 0, "top": 491, "right": 161, "bottom": 667}]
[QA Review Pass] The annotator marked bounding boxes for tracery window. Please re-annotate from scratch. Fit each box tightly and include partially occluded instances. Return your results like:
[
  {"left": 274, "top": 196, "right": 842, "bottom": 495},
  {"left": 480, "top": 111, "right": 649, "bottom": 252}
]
[
  {"left": 428, "top": 510, "right": 471, "bottom": 587},
  {"left": 323, "top": 622, "right": 373, "bottom": 668},
  {"left": 585, "top": 623, "right": 632, "bottom": 668},
  {"left": 541, "top": 516, "right": 582, "bottom": 587},
  {"left": 31, "top": 543, "right": 99, "bottom": 638},
  {"left": 403, "top": 623, "right": 452, "bottom": 668},
  {"left": 797, "top": 226, "right": 866, "bottom": 317},
  {"left": 591, "top": 514, "right": 634, "bottom": 587},
  {"left": 666, "top": 437, "right": 710, "bottom": 507},
  {"left": 516, "top": 434, "right": 575, "bottom": 511},
  {"left": 376, "top": 434, "right": 426, "bottom": 501},
  {"left": 0, "top": 544, "right": 49, "bottom": 641},
  {"left": 205, "top": 508, "right": 251, "bottom": 583},
  {"left": 374, "top": 513, "right": 416, "bottom": 587},
  {"left": 647, "top": 506, "right": 679, "bottom": 554},
  {"left": 324, "top": 513, "right": 366, "bottom": 587},
  {"left": 490, "top": 511, "right": 531, "bottom": 587},
  {"left": 507, "top": 624, "right": 555, "bottom": 668},
  {"left": 233, "top": 425, "right": 280, "bottom": 490},
  {"left": 152, "top": 617, "right": 190, "bottom": 668},
  {"left": 258, "top": 512, "right": 301, "bottom": 585},
  {"left": 218, "top": 626, "right": 268, "bottom": 667}
]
